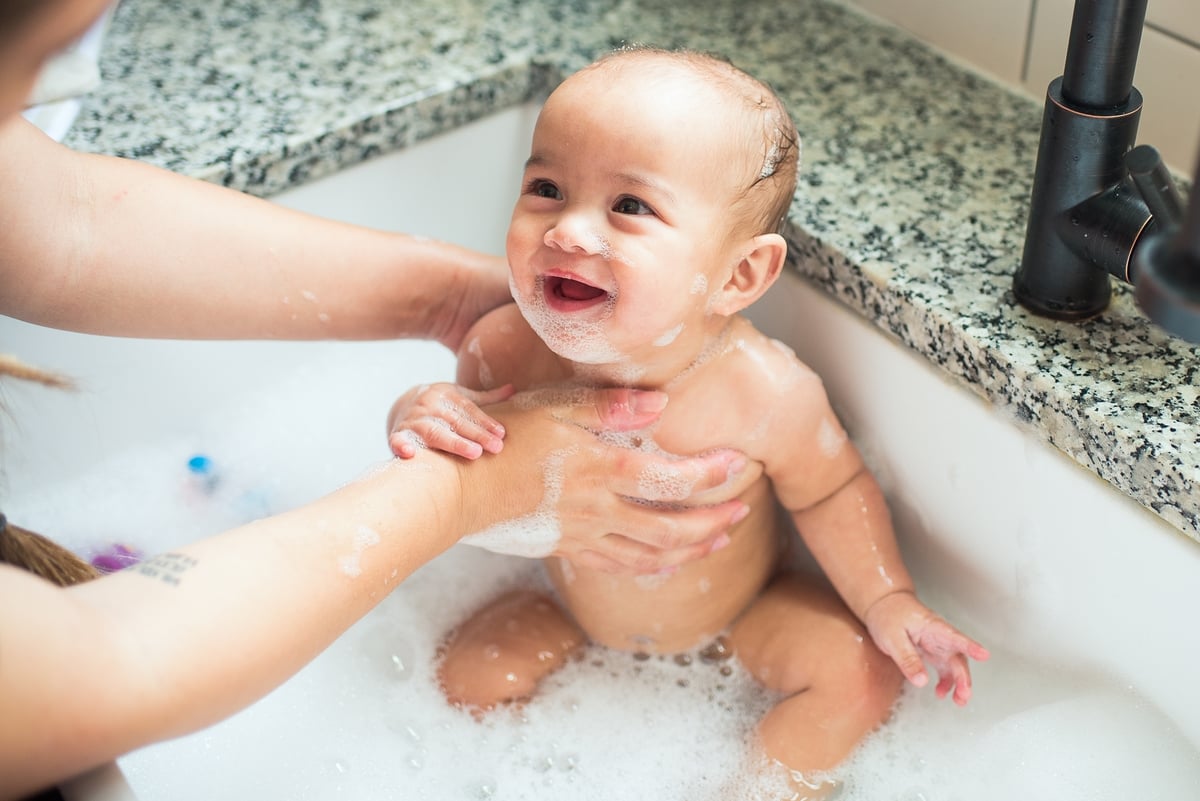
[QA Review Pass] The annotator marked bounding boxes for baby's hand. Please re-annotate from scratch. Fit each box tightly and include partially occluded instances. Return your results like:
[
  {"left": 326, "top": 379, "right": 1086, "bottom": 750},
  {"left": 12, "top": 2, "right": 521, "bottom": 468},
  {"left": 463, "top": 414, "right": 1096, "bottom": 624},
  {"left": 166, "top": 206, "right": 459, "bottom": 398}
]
[
  {"left": 863, "top": 590, "right": 990, "bottom": 706},
  {"left": 386, "top": 383, "right": 515, "bottom": 460}
]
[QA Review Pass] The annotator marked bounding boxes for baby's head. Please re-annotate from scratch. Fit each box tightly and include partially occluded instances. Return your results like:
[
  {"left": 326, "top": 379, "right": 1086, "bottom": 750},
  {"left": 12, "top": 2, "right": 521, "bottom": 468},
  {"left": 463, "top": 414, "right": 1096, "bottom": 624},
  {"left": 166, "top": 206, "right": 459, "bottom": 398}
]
[
  {"left": 506, "top": 47, "right": 800, "bottom": 369},
  {"left": 578, "top": 47, "right": 800, "bottom": 237}
]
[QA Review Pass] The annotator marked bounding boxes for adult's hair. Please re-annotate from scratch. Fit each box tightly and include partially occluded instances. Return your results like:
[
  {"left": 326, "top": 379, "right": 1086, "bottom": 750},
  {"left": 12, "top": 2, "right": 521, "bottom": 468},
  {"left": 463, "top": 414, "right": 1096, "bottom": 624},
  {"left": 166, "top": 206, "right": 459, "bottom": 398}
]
[{"left": 0, "top": 355, "right": 95, "bottom": 586}]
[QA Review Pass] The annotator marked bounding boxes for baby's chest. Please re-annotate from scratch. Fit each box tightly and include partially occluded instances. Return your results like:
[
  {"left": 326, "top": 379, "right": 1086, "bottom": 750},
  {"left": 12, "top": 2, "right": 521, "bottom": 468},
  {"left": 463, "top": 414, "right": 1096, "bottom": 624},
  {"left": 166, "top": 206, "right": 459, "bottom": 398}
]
[{"left": 649, "top": 379, "right": 773, "bottom": 460}]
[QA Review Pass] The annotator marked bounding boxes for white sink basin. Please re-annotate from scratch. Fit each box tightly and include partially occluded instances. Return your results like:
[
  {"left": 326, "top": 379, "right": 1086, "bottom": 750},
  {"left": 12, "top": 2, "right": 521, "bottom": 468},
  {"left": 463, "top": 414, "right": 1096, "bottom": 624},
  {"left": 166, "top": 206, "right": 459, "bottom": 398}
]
[{"left": 3, "top": 104, "right": 1195, "bottom": 800}]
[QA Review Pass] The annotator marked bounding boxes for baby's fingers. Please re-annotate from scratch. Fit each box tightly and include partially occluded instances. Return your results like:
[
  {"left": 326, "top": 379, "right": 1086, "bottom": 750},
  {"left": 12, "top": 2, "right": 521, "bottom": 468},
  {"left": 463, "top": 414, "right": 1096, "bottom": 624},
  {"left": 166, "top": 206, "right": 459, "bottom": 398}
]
[
  {"left": 871, "top": 626, "right": 929, "bottom": 688},
  {"left": 417, "top": 417, "right": 498, "bottom": 460},
  {"left": 934, "top": 654, "right": 973, "bottom": 705},
  {"left": 461, "top": 384, "right": 517, "bottom": 434},
  {"left": 891, "top": 642, "right": 930, "bottom": 689}
]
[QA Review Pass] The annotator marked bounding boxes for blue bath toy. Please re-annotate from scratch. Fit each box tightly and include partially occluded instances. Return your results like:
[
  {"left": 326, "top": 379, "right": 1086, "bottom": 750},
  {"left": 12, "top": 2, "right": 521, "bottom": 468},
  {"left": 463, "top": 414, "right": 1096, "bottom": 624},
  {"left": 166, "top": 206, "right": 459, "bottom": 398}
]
[{"left": 187, "top": 453, "right": 220, "bottom": 494}]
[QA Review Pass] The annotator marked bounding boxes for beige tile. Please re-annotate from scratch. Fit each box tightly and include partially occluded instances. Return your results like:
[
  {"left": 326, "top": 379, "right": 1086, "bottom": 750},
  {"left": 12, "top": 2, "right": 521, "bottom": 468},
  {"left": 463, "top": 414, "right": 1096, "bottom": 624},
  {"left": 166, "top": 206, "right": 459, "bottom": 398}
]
[
  {"left": 1147, "top": 0, "right": 1200, "bottom": 47},
  {"left": 1023, "top": 0, "right": 1074, "bottom": 96},
  {"left": 847, "top": 0, "right": 1032, "bottom": 84},
  {"left": 1025, "top": 0, "right": 1200, "bottom": 174},
  {"left": 1133, "top": 26, "right": 1200, "bottom": 175}
]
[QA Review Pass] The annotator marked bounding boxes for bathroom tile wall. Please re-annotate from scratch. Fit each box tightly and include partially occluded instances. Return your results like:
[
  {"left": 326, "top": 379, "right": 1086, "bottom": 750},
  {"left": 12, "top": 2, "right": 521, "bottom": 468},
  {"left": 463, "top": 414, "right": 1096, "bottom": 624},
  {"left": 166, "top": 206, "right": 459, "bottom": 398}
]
[{"left": 843, "top": 0, "right": 1200, "bottom": 175}]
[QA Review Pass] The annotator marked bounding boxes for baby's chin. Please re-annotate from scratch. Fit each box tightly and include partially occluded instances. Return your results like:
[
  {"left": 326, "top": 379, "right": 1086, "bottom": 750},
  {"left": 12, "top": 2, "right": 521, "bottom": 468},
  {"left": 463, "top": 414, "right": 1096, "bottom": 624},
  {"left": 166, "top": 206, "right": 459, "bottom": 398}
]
[
  {"left": 532, "top": 322, "right": 626, "bottom": 365},
  {"left": 513, "top": 285, "right": 627, "bottom": 365}
]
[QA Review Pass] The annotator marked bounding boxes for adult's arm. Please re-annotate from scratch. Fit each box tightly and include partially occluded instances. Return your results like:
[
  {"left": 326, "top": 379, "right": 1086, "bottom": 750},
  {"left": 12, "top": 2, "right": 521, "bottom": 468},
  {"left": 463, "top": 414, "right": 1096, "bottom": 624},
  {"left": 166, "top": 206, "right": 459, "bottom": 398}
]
[
  {"left": 0, "top": 117, "right": 508, "bottom": 350},
  {"left": 0, "top": 389, "right": 748, "bottom": 798}
]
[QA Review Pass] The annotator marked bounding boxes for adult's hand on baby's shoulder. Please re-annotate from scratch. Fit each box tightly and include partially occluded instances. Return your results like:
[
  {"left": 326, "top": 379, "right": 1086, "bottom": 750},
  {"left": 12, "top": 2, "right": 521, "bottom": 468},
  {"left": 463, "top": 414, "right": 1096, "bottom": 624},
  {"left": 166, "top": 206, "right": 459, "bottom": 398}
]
[
  {"left": 863, "top": 590, "right": 991, "bottom": 707},
  {"left": 459, "top": 387, "right": 756, "bottom": 574}
]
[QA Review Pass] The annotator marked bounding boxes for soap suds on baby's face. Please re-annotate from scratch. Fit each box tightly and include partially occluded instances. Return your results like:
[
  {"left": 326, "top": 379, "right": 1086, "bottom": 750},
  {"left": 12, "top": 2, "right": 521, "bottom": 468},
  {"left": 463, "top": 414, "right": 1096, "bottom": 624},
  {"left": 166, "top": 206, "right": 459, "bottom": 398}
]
[{"left": 511, "top": 275, "right": 625, "bottom": 365}]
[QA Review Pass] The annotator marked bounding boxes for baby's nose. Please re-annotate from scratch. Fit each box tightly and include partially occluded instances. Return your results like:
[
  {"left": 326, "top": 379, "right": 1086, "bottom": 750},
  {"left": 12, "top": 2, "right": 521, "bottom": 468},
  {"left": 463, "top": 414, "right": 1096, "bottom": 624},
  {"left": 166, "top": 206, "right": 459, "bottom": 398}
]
[{"left": 544, "top": 211, "right": 602, "bottom": 255}]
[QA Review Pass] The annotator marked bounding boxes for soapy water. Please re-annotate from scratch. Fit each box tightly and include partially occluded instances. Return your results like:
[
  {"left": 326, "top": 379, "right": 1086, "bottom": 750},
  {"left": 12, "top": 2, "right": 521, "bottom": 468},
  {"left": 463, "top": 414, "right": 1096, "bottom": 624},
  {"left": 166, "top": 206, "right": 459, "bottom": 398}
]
[{"left": 8, "top": 343, "right": 1200, "bottom": 800}]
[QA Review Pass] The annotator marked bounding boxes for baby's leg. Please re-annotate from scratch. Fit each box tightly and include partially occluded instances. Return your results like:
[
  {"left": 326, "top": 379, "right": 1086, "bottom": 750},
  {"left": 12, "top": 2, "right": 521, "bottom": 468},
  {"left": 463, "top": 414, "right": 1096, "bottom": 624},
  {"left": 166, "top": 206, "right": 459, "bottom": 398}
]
[
  {"left": 437, "top": 589, "right": 585, "bottom": 710},
  {"left": 730, "top": 573, "right": 903, "bottom": 778}
]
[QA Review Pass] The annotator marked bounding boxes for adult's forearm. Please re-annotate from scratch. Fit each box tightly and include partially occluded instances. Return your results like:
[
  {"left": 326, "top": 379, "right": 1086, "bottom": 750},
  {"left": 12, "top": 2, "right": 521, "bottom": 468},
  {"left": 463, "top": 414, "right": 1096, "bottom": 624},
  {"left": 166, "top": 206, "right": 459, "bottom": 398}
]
[
  {"left": 0, "top": 118, "right": 504, "bottom": 344},
  {"left": 0, "top": 456, "right": 464, "bottom": 799}
]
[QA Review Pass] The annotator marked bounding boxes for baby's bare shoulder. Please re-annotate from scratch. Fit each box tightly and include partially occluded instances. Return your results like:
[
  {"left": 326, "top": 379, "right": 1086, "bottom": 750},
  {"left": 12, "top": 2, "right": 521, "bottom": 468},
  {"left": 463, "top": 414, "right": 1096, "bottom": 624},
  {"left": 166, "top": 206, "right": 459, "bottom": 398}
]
[
  {"left": 457, "top": 304, "right": 558, "bottom": 390},
  {"left": 724, "top": 318, "right": 825, "bottom": 401}
]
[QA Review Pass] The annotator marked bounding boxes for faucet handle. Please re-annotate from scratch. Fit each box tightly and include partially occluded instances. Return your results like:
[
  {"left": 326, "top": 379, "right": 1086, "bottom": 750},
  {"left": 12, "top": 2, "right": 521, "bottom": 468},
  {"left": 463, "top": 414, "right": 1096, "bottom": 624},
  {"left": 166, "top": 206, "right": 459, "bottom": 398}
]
[
  {"left": 1125, "top": 144, "right": 1185, "bottom": 229},
  {"left": 1130, "top": 141, "right": 1200, "bottom": 343}
]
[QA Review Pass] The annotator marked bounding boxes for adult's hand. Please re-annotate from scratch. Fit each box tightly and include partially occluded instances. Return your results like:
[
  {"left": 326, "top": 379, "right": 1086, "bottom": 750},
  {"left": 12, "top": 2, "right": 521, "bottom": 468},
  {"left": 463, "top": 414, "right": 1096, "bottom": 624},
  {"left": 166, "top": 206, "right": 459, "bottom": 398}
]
[{"left": 452, "top": 387, "right": 759, "bottom": 574}]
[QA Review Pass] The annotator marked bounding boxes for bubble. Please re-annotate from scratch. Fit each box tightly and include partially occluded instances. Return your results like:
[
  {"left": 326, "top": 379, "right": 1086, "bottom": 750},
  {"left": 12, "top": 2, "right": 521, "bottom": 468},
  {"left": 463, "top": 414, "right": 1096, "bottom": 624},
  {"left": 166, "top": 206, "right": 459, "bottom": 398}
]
[
  {"left": 653, "top": 323, "right": 684, "bottom": 347},
  {"left": 817, "top": 418, "right": 848, "bottom": 458},
  {"left": 361, "top": 632, "right": 417, "bottom": 683},
  {"left": 467, "top": 337, "right": 494, "bottom": 388},
  {"left": 338, "top": 524, "right": 380, "bottom": 577},
  {"left": 635, "top": 460, "right": 696, "bottom": 502},
  {"left": 461, "top": 447, "right": 571, "bottom": 557},
  {"left": 510, "top": 275, "right": 625, "bottom": 364}
]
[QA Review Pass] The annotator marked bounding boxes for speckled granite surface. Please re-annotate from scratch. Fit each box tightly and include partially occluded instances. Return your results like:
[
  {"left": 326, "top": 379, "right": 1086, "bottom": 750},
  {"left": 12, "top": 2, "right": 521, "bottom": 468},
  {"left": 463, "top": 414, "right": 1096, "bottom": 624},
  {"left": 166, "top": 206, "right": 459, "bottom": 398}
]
[{"left": 63, "top": 0, "right": 1199, "bottom": 540}]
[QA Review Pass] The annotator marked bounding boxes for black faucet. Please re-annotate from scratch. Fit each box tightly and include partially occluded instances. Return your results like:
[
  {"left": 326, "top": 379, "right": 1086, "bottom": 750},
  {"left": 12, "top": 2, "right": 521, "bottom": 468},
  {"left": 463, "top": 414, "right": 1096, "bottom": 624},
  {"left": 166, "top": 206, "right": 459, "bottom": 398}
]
[{"left": 1013, "top": 0, "right": 1200, "bottom": 342}]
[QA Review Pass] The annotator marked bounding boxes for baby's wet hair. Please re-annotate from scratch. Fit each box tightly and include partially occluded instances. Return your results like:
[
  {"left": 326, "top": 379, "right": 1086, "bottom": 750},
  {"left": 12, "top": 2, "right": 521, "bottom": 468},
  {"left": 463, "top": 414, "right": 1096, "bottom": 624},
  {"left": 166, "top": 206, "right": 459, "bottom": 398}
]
[{"left": 587, "top": 45, "right": 801, "bottom": 236}]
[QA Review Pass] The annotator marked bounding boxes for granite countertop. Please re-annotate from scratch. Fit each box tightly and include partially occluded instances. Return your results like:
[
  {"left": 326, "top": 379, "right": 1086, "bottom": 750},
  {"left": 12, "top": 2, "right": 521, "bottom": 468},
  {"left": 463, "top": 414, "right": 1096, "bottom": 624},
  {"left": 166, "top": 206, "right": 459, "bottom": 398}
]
[{"left": 64, "top": 0, "right": 1200, "bottom": 541}]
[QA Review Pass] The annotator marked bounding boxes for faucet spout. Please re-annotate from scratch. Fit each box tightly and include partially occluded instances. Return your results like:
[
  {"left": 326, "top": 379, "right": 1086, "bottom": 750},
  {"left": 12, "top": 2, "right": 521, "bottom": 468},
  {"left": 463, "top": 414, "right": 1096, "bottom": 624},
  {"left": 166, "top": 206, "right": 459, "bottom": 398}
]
[{"left": 1060, "top": 0, "right": 1145, "bottom": 109}]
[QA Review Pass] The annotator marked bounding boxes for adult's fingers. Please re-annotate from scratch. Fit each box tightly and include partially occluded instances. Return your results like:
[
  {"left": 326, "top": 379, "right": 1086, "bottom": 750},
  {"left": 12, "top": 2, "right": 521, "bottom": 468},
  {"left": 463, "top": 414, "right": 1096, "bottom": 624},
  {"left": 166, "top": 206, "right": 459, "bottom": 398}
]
[
  {"left": 555, "top": 529, "right": 721, "bottom": 575},
  {"left": 506, "top": 385, "right": 758, "bottom": 502},
  {"left": 602, "top": 446, "right": 757, "bottom": 506},
  {"left": 514, "top": 387, "right": 670, "bottom": 431}
]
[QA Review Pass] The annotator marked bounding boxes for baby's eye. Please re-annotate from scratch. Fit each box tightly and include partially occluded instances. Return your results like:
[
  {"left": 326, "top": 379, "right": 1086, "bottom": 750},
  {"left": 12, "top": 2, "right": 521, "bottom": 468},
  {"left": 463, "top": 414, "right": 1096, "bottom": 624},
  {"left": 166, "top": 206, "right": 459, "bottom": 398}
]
[
  {"left": 525, "top": 179, "right": 562, "bottom": 200},
  {"left": 613, "top": 196, "right": 654, "bottom": 216}
]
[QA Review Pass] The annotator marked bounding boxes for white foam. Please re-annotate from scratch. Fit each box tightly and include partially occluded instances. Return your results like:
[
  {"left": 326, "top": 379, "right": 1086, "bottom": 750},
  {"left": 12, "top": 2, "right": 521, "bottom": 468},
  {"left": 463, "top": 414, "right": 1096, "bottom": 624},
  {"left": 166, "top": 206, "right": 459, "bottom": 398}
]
[
  {"left": 510, "top": 275, "right": 625, "bottom": 364},
  {"left": 460, "top": 447, "right": 569, "bottom": 558},
  {"left": 339, "top": 524, "right": 381, "bottom": 577},
  {"left": 817, "top": 418, "right": 847, "bottom": 458},
  {"left": 635, "top": 459, "right": 698, "bottom": 502},
  {"left": 11, "top": 339, "right": 1198, "bottom": 800},
  {"left": 467, "top": 337, "right": 494, "bottom": 388},
  {"left": 653, "top": 323, "right": 684, "bottom": 347}
]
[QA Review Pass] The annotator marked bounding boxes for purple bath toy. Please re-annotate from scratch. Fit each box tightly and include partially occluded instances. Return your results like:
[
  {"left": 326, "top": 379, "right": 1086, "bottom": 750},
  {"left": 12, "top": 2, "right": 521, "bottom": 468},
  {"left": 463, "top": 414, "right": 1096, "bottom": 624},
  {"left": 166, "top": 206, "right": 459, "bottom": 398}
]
[{"left": 90, "top": 542, "right": 143, "bottom": 574}]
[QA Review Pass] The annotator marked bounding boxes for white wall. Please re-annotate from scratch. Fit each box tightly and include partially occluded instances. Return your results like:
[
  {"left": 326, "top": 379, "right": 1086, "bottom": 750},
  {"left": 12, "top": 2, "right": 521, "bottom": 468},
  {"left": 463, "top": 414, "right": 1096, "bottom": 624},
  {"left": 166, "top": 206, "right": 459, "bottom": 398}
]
[{"left": 843, "top": 0, "right": 1200, "bottom": 175}]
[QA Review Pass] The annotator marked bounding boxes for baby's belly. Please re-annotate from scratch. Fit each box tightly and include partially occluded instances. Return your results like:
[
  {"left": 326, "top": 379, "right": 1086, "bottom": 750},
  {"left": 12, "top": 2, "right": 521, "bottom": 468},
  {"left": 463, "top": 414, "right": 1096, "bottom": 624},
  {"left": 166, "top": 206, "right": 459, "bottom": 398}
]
[{"left": 545, "top": 480, "right": 784, "bottom": 654}]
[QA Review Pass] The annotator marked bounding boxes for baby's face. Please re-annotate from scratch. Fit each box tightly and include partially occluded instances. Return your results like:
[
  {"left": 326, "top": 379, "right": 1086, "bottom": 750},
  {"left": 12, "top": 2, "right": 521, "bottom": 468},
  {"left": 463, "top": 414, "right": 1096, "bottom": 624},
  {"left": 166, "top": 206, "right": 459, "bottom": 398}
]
[{"left": 505, "top": 61, "right": 753, "bottom": 366}]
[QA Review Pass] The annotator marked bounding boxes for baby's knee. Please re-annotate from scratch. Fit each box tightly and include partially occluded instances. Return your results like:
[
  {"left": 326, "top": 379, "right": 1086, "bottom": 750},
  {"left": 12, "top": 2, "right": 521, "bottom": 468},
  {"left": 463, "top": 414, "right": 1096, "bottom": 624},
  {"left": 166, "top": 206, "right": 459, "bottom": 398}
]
[
  {"left": 435, "top": 590, "right": 584, "bottom": 710},
  {"left": 436, "top": 644, "right": 539, "bottom": 710}
]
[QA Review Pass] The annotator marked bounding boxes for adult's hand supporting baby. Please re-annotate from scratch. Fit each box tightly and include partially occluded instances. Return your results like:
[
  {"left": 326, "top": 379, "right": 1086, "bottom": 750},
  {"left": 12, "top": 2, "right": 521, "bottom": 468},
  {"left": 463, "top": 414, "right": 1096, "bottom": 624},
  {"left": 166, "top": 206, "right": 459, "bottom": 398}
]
[
  {"left": 862, "top": 589, "right": 991, "bottom": 705},
  {"left": 447, "top": 387, "right": 755, "bottom": 574}
]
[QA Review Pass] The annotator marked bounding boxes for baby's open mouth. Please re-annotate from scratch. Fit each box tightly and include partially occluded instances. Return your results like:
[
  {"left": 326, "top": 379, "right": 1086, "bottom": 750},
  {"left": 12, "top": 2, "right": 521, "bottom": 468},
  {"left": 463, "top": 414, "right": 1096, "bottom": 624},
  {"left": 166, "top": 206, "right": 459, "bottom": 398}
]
[{"left": 544, "top": 275, "right": 609, "bottom": 310}]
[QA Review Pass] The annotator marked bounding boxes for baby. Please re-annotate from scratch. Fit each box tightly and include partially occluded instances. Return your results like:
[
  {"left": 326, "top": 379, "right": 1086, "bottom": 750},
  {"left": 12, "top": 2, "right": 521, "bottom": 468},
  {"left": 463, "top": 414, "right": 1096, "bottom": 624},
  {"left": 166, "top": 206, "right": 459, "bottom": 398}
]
[{"left": 388, "top": 47, "right": 988, "bottom": 786}]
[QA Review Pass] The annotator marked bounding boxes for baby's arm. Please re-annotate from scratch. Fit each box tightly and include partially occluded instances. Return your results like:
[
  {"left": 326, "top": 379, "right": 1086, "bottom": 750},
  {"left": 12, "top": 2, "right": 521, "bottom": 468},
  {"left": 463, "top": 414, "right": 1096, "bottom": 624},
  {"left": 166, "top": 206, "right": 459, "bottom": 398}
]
[
  {"left": 764, "top": 365, "right": 988, "bottom": 703},
  {"left": 386, "top": 382, "right": 514, "bottom": 459}
]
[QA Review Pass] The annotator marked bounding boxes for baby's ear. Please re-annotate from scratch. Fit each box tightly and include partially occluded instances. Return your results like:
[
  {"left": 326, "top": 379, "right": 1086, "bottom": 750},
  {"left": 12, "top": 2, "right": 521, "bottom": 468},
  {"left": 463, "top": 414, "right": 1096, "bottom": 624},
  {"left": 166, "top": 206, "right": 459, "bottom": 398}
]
[{"left": 709, "top": 233, "right": 787, "bottom": 316}]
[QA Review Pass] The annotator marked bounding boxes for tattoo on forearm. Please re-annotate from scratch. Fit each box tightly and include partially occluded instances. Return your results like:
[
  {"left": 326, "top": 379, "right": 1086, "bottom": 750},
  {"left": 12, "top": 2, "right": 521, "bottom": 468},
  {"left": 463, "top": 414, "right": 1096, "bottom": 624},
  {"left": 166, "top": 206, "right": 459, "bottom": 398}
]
[{"left": 136, "top": 552, "right": 198, "bottom": 587}]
